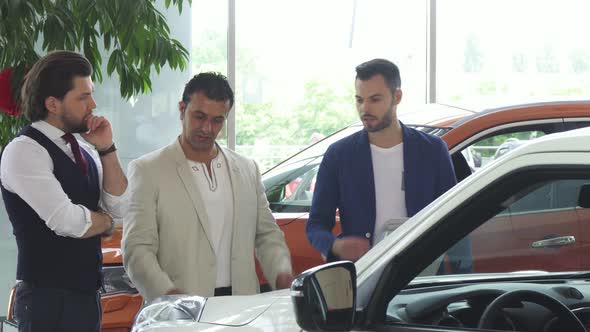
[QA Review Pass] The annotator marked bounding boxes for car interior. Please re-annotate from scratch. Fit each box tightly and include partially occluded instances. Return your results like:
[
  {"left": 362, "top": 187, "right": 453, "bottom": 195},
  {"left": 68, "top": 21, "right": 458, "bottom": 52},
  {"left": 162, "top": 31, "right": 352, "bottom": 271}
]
[{"left": 371, "top": 167, "right": 590, "bottom": 332}]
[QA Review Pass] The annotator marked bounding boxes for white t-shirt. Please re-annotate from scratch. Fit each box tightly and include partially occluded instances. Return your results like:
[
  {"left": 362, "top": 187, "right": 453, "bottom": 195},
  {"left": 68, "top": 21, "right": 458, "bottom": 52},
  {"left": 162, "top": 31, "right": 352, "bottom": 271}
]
[
  {"left": 187, "top": 153, "right": 234, "bottom": 288},
  {"left": 370, "top": 143, "right": 407, "bottom": 244}
]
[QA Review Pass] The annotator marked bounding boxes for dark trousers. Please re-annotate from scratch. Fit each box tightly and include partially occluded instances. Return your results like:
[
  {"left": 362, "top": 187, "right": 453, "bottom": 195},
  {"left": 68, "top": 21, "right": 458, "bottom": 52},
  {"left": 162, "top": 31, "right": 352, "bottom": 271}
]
[{"left": 12, "top": 282, "right": 101, "bottom": 332}]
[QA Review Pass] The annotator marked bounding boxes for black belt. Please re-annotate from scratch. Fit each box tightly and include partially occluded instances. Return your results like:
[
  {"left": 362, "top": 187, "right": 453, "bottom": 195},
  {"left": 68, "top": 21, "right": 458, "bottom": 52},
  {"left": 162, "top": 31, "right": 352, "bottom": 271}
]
[{"left": 214, "top": 286, "right": 232, "bottom": 296}]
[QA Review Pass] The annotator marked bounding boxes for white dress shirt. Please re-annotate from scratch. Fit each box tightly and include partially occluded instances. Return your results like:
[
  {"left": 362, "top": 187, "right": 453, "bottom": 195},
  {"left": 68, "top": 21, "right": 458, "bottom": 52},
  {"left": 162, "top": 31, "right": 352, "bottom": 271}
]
[
  {"left": 0, "top": 121, "right": 128, "bottom": 238},
  {"left": 187, "top": 152, "right": 234, "bottom": 288}
]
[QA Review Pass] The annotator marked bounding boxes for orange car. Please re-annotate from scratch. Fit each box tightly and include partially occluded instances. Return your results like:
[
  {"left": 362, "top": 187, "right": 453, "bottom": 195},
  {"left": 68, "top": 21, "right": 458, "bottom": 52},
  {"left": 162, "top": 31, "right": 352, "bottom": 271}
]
[
  {"left": 267, "top": 100, "right": 590, "bottom": 276},
  {"left": 3, "top": 100, "right": 590, "bottom": 331}
]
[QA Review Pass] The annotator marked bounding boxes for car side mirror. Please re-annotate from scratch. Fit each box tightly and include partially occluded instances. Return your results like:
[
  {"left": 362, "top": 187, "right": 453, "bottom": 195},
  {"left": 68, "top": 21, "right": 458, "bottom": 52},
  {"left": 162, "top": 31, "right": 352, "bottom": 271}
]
[
  {"left": 291, "top": 261, "right": 356, "bottom": 331},
  {"left": 578, "top": 184, "right": 590, "bottom": 208}
]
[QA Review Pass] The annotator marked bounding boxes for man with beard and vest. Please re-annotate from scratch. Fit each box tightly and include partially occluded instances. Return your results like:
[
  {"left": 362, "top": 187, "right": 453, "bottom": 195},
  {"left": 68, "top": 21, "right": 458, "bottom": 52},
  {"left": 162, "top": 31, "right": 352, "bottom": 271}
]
[{"left": 0, "top": 51, "right": 128, "bottom": 332}]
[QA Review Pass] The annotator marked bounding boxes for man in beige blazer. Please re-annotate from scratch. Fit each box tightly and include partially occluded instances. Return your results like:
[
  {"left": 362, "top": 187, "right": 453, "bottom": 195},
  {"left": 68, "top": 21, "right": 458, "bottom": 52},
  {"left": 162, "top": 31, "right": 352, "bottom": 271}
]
[{"left": 122, "top": 72, "right": 293, "bottom": 302}]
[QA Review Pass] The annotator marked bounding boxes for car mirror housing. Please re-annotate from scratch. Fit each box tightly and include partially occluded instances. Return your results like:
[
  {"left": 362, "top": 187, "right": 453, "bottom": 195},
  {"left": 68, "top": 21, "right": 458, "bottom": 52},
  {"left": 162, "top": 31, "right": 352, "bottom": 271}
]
[
  {"left": 291, "top": 261, "right": 356, "bottom": 331},
  {"left": 578, "top": 184, "right": 590, "bottom": 208}
]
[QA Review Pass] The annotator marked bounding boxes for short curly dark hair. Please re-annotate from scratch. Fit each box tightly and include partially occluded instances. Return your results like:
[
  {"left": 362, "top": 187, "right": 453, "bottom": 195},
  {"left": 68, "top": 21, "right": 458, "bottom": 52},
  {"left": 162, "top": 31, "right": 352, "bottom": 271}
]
[
  {"left": 182, "top": 72, "right": 234, "bottom": 109},
  {"left": 21, "top": 51, "right": 93, "bottom": 122}
]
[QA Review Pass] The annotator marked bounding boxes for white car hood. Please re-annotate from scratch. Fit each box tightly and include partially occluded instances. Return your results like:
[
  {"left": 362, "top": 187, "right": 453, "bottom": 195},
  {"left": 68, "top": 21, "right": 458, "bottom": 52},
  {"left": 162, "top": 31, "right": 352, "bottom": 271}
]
[{"left": 199, "top": 290, "right": 291, "bottom": 326}]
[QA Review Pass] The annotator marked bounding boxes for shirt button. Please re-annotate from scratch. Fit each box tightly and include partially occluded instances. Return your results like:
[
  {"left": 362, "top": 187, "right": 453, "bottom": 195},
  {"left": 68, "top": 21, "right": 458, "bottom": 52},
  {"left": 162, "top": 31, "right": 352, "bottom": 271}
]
[{"left": 365, "top": 233, "right": 371, "bottom": 238}]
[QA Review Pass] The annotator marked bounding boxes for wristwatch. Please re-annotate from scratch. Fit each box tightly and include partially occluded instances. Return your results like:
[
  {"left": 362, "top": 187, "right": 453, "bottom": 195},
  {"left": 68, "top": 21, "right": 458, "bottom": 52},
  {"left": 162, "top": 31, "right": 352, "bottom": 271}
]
[
  {"left": 98, "top": 143, "right": 117, "bottom": 156},
  {"left": 105, "top": 218, "right": 115, "bottom": 235},
  {"left": 98, "top": 208, "right": 115, "bottom": 235}
]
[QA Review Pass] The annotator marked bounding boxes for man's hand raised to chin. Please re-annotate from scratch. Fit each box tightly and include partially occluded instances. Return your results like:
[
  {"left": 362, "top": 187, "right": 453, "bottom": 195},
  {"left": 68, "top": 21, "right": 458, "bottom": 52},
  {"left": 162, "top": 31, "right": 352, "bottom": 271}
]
[{"left": 80, "top": 115, "right": 113, "bottom": 151}]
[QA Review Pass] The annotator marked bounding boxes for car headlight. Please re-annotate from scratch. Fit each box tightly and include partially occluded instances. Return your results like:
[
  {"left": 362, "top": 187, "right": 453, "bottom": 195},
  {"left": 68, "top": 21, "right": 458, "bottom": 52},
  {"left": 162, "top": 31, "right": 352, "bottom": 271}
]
[
  {"left": 131, "top": 295, "right": 207, "bottom": 332},
  {"left": 101, "top": 265, "right": 137, "bottom": 295}
]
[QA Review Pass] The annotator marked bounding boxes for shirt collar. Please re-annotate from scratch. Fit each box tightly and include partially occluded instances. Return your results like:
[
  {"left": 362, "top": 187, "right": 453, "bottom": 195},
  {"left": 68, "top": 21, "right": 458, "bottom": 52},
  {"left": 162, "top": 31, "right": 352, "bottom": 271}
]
[{"left": 31, "top": 120, "right": 66, "bottom": 141}]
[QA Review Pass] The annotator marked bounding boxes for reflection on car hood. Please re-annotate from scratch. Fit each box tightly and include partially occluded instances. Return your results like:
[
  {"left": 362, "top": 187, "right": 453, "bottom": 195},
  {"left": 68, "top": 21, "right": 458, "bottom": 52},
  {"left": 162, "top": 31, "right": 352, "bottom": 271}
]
[{"left": 199, "top": 289, "right": 291, "bottom": 326}]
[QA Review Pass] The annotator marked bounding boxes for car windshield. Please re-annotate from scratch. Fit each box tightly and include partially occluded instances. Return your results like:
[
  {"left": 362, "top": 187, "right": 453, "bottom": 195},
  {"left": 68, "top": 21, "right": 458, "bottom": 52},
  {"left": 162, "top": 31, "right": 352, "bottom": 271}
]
[
  {"left": 264, "top": 124, "right": 363, "bottom": 176},
  {"left": 262, "top": 124, "right": 362, "bottom": 212}
]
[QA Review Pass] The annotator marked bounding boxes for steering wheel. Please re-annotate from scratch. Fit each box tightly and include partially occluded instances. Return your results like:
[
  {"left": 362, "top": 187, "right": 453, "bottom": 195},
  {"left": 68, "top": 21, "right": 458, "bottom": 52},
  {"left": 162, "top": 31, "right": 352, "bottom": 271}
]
[{"left": 478, "top": 289, "right": 585, "bottom": 332}]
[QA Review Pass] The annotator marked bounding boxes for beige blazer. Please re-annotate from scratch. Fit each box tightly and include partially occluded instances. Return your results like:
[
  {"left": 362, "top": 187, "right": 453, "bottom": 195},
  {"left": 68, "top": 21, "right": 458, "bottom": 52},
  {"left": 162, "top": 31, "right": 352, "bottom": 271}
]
[{"left": 122, "top": 139, "right": 292, "bottom": 301}]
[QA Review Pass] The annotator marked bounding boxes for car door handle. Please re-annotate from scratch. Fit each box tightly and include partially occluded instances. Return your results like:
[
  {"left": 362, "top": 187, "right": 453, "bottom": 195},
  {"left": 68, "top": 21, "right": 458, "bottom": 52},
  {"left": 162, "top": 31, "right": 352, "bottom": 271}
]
[{"left": 531, "top": 236, "right": 576, "bottom": 248}]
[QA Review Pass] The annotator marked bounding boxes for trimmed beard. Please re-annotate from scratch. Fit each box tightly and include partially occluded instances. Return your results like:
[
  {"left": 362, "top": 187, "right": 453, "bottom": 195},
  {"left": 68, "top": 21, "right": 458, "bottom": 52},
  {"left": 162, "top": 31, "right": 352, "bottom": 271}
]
[
  {"left": 364, "top": 109, "right": 393, "bottom": 133},
  {"left": 60, "top": 111, "right": 88, "bottom": 134}
]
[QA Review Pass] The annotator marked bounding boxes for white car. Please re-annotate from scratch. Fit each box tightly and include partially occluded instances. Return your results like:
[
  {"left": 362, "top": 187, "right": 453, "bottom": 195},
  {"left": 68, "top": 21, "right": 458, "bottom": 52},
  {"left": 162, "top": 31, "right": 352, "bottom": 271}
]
[{"left": 132, "top": 127, "right": 590, "bottom": 332}]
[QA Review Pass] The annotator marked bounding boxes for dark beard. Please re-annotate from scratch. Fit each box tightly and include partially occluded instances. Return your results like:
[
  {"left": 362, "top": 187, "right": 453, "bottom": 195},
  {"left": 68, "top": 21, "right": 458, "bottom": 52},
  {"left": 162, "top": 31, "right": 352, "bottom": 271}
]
[
  {"left": 63, "top": 122, "right": 88, "bottom": 134},
  {"left": 61, "top": 113, "right": 88, "bottom": 134},
  {"left": 365, "top": 110, "right": 393, "bottom": 133},
  {"left": 67, "top": 124, "right": 88, "bottom": 134}
]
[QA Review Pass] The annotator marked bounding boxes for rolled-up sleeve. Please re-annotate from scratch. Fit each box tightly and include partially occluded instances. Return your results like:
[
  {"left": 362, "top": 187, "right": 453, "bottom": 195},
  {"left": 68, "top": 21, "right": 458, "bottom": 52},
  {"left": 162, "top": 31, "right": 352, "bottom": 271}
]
[
  {"left": 100, "top": 187, "right": 129, "bottom": 222},
  {"left": 0, "top": 139, "right": 91, "bottom": 238}
]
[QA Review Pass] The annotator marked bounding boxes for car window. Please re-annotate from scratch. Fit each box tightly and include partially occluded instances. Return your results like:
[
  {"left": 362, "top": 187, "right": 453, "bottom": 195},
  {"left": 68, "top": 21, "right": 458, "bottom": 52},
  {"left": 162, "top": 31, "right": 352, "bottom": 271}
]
[
  {"left": 264, "top": 156, "right": 322, "bottom": 213},
  {"left": 282, "top": 164, "right": 319, "bottom": 203},
  {"left": 415, "top": 177, "right": 590, "bottom": 279},
  {"left": 565, "top": 121, "right": 590, "bottom": 130},
  {"left": 463, "top": 130, "right": 545, "bottom": 171},
  {"left": 505, "top": 179, "right": 587, "bottom": 214}
]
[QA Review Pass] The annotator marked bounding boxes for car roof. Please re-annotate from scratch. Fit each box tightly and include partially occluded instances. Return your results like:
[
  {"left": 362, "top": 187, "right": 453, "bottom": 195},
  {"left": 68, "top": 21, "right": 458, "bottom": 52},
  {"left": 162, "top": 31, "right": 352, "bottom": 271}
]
[
  {"left": 397, "top": 100, "right": 590, "bottom": 130},
  {"left": 450, "top": 100, "right": 590, "bottom": 128},
  {"left": 397, "top": 103, "right": 476, "bottom": 127},
  {"left": 441, "top": 100, "right": 590, "bottom": 150}
]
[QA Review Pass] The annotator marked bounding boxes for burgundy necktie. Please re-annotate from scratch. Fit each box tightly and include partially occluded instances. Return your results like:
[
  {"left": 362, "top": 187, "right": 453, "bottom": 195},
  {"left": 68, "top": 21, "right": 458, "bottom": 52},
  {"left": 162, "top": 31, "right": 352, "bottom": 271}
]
[{"left": 62, "top": 133, "right": 89, "bottom": 175}]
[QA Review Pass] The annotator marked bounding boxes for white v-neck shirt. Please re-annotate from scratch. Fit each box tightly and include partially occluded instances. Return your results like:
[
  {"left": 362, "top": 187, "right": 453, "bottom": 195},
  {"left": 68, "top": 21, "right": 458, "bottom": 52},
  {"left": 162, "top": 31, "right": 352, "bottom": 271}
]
[
  {"left": 370, "top": 143, "right": 407, "bottom": 244},
  {"left": 187, "top": 153, "right": 234, "bottom": 288}
]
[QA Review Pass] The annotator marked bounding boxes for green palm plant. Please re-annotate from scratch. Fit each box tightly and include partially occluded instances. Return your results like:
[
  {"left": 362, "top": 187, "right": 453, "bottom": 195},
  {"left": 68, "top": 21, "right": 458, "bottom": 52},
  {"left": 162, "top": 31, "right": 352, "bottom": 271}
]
[{"left": 0, "top": 0, "right": 191, "bottom": 148}]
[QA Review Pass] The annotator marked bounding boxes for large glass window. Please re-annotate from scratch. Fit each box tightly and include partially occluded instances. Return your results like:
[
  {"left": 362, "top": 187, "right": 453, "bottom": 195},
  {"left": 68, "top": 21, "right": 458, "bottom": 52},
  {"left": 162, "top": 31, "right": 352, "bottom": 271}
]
[
  {"left": 94, "top": 3, "right": 194, "bottom": 171},
  {"left": 191, "top": 0, "right": 228, "bottom": 145},
  {"left": 235, "top": 0, "right": 427, "bottom": 171},
  {"left": 437, "top": 0, "right": 590, "bottom": 107}
]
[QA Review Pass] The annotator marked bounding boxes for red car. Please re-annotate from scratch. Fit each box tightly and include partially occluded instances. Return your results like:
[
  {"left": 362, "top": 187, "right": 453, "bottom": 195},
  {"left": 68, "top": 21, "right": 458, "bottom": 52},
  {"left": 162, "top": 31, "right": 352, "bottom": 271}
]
[{"left": 3, "top": 100, "right": 590, "bottom": 331}]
